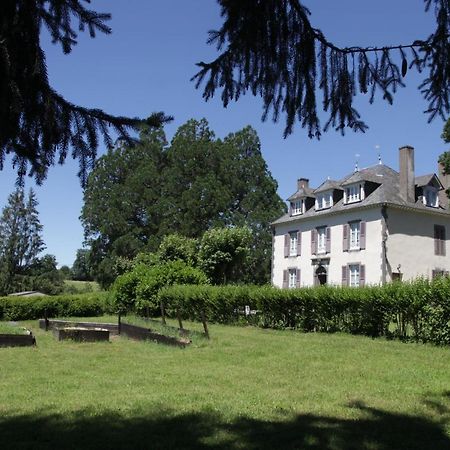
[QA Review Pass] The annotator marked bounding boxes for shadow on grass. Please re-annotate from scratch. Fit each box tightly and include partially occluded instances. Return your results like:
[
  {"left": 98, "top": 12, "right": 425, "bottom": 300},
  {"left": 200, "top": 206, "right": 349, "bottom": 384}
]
[{"left": 1, "top": 396, "right": 449, "bottom": 450}]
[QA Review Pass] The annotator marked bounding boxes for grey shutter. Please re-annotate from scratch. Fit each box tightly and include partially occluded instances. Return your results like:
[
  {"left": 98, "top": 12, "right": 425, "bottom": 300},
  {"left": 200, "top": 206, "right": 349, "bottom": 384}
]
[
  {"left": 342, "top": 265, "right": 348, "bottom": 286},
  {"left": 289, "top": 202, "right": 293, "bottom": 216},
  {"left": 432, "top": 269, "right": 436, "bottom": 280},
  {"left": 360, "top": 221, "right": 366, "bottom": 249},
  {"left": 296, "top": 269, "right": 301, "bottom": 288},
  {"left": 297, "top": 231, "right": 302, "bottom": 256},
  {"left": 326, "top": 227, "right": 331, "bottom": 253},
  {"left": 311, "top": 229, "right": 317, "bottom": 255},
  {"left": 282, "top": 270, "right": 288, "bottom": 288},
  {"left": 434, "top": 225, "right": 440, "bottom": 255},
  {"left": 284, "top": 234, "right": 289, "bottom": 258},
  {"left": 359, "top": 264, "right": 365, "bottom": 286},
  {"left": 442, "top": 226, "right": 446, "bottom": 256},
  {"left": 343, "top": 224, "right": 349, "bottom": 251}
]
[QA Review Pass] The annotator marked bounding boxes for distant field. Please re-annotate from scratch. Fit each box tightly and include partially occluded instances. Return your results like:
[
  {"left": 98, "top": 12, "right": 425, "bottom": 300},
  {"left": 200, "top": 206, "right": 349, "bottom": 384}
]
[
  {"left": 0, "top": 318, "right": 449, "bottom": 449},
  {"left": 63, "top": 280, "right": 101, "bottom": 293}
]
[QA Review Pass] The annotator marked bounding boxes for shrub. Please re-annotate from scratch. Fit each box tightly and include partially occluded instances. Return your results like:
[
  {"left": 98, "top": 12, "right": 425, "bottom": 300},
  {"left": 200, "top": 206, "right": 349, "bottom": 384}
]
[{"left": 0, "top": 292, "right": 110, "bottom": 321}]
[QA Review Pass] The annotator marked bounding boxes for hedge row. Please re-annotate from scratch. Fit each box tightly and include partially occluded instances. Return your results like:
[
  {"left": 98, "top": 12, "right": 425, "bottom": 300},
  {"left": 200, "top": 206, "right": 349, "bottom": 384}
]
[
  {"left": 158, "top": 278, "right": 450, "bottom": 345},
  {"left": 0, "top": 292, "right": 112, "bottom": 321}
]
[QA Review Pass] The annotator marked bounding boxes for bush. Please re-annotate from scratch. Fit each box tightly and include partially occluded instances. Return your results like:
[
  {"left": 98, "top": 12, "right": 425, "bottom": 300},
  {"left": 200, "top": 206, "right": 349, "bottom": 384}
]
[
  {"left": 112, "top": 260, "right": 208, "bottom": 315},
  {"left": 158, "top": 278, "right": 450, "bottom": 346},
  {"left": 0, "top": 292, "right": 111, "bottom": 321}
]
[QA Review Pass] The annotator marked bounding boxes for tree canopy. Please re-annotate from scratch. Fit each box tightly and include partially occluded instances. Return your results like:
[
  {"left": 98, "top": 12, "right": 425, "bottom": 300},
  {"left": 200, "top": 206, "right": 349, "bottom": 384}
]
[
  {"left": 81, "top": 120, "right": 285, "bottom": 286},
  {"left": 1, "top": 1, "right": 448, "bottom": 183}
]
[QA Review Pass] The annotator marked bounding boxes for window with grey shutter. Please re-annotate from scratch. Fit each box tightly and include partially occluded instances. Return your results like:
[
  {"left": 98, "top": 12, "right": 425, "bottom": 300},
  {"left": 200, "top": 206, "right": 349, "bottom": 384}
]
[
  {"left": 297, "top": 231, "right": 302, "bottom": 256},
  {"left": 326, "top": 227, "right": 331, "bottom": 253},
  {"left": 359, "top": 264, "right": 365, "bottom": 286},
  {"left": 284, "top": 234, "right": 289, "bottom": 258},
  {"left": 289, "top": 202, "right": 293, "bottom": 216},
  {"left": 343, "top": 224, "right": 349, "bottom": 251},
  {"left": 282, "top": 270, "right": 288, "bottom": 288},
  {"left": 311, "top": 229, "right": 317, "bottom": 255},
  {"left": 342, "top": 265, "right": 348, "bottom": 286},
  {"left": 360, "top": 221, "right": 366, "bottom": 249},
  {"left": 434, "top": 225, "right": 446, "bottom": 256},
  {"left": 296, "top": 269, "right": 301, "bottom": 288}
]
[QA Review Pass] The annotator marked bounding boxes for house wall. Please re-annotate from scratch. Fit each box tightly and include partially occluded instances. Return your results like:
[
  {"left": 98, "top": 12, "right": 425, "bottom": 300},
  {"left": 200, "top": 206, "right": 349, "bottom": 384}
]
[
  {"left": 272, "top": 207, "right": 383, "bottom": 287},
  {"left": 385, "top": 207, "right": 450, "bottom": 280}
]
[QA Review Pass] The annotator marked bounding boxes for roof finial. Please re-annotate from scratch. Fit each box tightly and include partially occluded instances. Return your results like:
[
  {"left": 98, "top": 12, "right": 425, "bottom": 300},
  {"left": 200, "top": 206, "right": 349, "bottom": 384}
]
[
  {"left": 375, "top": 145, "right": 382, "bottom": 165},
  {"left": 354, "top": 153, "right": 360, "bottom": 172}
]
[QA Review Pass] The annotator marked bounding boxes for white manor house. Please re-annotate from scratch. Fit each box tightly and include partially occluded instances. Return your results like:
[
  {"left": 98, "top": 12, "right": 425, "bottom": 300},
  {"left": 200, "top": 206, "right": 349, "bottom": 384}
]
[{"left": 271, "top": 146, "right": 450, "bottom": 288}]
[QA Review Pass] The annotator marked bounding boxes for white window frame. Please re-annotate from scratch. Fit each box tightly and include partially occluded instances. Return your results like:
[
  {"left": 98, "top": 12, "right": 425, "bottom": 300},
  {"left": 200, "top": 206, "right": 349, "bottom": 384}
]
[
  {"left": 315, "top": 191, "right": 333, "bottom": 210},
  {"left": 288, "top": 268, "right": 297, "bottom": 288},
  {"left": 344, "top": 183, "right": 364, "bottom": 204},
  {"left": 423, "top": 186, "right": 439, "bottom": 208},
  {"left": 289, "top": 232, "right": 298, "bottom": 256},
  {"left": 349, "top": 264, "right": 360, "bottom": 287},
  {"left": 317, "top": 227, "right": 326, "bottom": 254},
  {"left": 291, "top": 199, "right": 304, "bottom": 215},
  {"left": 349, "top": 222, "right": 360, "bottom": 250}
]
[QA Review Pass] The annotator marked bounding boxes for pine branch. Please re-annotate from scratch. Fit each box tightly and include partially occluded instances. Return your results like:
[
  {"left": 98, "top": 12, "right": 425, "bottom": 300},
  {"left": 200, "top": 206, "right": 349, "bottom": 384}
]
[
  {"left": 193, "top": 0, "right": 450, "bottom": 137},
  {"left": 0, "top": 0, "right": 172, "bottom": 186}
]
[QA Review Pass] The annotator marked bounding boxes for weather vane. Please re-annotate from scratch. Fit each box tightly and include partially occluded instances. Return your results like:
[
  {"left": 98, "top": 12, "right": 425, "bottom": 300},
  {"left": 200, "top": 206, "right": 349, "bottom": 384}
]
[
  {"left": 354, "top": 153, "right": 360, "bottom": 172},
  {"left": 375, "top": 145, "right": 382, "bottom": 165}
]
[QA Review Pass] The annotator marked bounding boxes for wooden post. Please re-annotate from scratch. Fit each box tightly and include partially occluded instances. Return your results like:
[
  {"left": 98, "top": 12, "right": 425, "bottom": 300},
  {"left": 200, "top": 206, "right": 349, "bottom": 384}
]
[
  {"left": 200, "top": 310, "right": 209, "bottom": 339},
  {"left": 118, "top": 313, "right": 121, "bottom": 335},
  {"left": 177, "top": 309, "right": 183, "bottom": 330},
  {"left": 160, "top": 301, "right": 166, "bottom": 325},
  {"left": 44, "top": 309, "right": 49, "bottom": 331}
]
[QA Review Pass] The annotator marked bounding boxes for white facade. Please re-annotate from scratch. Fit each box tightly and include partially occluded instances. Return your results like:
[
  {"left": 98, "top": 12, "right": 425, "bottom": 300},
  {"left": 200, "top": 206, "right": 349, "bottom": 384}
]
[{"left": 272, "top": 146, "right": 450, "bottom": 288}]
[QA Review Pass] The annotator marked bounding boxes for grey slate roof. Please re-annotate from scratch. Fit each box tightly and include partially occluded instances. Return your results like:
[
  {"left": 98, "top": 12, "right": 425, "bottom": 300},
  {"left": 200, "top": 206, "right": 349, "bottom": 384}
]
[
  {"left": 273, "top": 164, "right": 450, "bottom": 225},
  {"left": 314, "top": 179, "right": 342, "bottom": 193},
  {"left": 287, "top": 186, "right": 315, "bottom": 201}
]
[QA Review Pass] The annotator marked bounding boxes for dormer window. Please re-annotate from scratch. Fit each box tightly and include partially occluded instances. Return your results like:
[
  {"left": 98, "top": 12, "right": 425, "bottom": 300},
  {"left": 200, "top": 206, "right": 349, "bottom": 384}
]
[
  {"left": 423, "top": 186, "right": 439, "bottom": 208},
  {"left": 291, "top": 199, "right": 304, "bottom": 215},
  {"left": 344, "top": 183, "right": 365, "bottom": 204},
  {"left": 315, "top": 191, "right": 333, "bottom": 210}
]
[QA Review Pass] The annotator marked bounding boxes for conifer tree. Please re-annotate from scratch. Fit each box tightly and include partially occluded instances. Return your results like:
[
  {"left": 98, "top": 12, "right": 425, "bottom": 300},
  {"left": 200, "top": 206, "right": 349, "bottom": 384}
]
[
  {"left": 0, "top": 188, "right": 45, "bottom": 294},
  {"left": 0, "top": 0, "right": 171, "bottom": 186},
  {"left": 193, "top": 0, "right": 449, "bottom": 137}
]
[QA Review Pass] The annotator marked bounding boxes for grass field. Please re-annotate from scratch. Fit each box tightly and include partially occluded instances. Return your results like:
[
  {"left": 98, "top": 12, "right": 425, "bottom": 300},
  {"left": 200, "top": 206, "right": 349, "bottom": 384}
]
[
  {"left": 0, "top": 317, "right": 449, "bottom": 449},
  {"left": 62, "top": 280, "right": 102, "bottom": 294}
]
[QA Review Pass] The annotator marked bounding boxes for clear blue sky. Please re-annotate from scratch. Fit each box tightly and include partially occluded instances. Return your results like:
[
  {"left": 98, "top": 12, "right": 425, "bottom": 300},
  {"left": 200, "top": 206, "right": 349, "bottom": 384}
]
[{"left": 0, "top": 1, "right": 447, "bottom": 267}]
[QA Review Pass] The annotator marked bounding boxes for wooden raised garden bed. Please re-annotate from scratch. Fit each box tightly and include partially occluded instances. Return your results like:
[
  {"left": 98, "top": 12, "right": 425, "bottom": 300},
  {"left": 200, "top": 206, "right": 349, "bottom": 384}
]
[
  {"left": 0, "top": 330, "right": 36, "bottom": 348},
  {"left": 53, "top": 327, "right": 110, "bottom": 342},
  {"left": 39, "top": 319, "right": 118, "bottom": 335},
  {"left": 119, "top": 321, "right": 190, "bottom": 348}
]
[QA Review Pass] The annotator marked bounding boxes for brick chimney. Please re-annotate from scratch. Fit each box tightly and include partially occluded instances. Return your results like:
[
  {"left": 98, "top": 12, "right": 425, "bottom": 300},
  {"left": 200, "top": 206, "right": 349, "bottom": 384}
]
[
  {"left": 297, "top": 178, "right": 309, "bottom": 190},
  {"left": 399, "top": 145, "right": 415, "bottom": 203}
]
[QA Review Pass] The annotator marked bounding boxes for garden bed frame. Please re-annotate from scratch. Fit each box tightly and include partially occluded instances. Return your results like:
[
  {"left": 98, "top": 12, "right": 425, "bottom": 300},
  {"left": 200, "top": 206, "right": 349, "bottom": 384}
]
[{"left": 0, "top": 331, "right": 36, "bottom": 347}]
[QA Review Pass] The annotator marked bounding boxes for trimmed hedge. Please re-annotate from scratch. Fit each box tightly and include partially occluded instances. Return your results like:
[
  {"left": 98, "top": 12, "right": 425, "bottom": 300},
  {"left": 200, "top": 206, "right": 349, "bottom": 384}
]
[
  {"left": 0, "top": 292, "right": 112, "bottom": 321},
  {"left": 158, "top": 278, "right": 450, "bottom": 345}
]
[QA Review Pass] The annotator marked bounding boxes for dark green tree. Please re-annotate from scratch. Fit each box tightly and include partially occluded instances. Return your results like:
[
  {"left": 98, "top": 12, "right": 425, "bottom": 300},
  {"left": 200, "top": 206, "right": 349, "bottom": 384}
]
[
  {"left": 82, "top": 120, "right": 285, "bottom": 285},
  {"left": 0, "top": 0, "right": 170, "bottom": 185},
  {"left": 161, "top": 119, "right": 232, "bottom": 237},
  {"left": 0, "top": 188, "right": 45, "bottom": 294},
  {"left": 71, "top": 248, "right": 93, "bottom": 281},
  {"left": 442, "top": 118, "right": 450, "bottom": 143},
  {"left": 194, "top": 0, "right": 449, "bottom": 138},
  {"left": 81, "top": 126, "right": 168, "bottom": 285}
]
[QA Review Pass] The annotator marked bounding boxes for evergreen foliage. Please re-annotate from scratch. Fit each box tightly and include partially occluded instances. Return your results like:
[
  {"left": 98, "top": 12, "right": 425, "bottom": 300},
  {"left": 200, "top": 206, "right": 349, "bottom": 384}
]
[
  {"left": 0, "top": 189, "right": 45, "bottom": 294},
  {"left": 193, "top": 0, "right": 450, "bottom": 137},
  {"left": 0, "top": 0, "right": 170, "bottom": 185},
  {"left": 82, "top": 120, "right": 285, "bottom": 285}
]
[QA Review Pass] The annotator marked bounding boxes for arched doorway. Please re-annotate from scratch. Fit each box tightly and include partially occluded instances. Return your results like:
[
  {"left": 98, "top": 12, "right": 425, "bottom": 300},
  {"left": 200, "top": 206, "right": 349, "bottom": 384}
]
[{"left": 316, "top": 265, "right": 327, "bottom": 285}]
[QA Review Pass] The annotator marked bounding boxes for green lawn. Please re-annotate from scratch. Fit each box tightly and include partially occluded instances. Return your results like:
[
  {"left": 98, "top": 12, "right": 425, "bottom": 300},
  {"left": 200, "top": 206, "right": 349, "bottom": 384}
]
[
  {"left": 0, "top": 322, "right": 27, "bottom": 334},
  {"left": 63, "top": 279, "right": 102, "bottom": 293},
  {"left": 0, "top": 318, "right": 449, "bottom": 449}
]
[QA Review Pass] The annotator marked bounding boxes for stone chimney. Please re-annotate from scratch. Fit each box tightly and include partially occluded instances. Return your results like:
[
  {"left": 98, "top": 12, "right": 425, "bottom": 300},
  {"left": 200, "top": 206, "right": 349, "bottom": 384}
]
[
  {"left": 297, "top": 178, "right": 309, "bottom": 190},
  {"left": 399, "top": 146, "right": 415, "bottom": 203}
]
